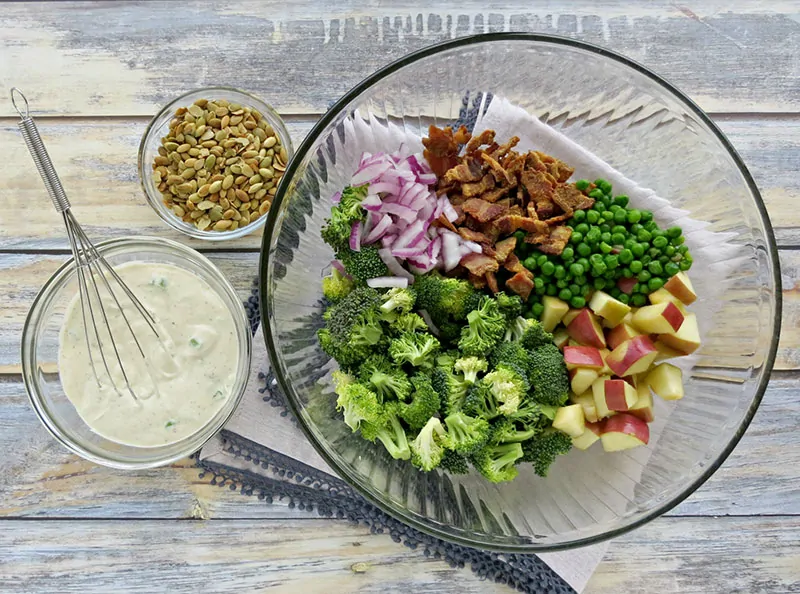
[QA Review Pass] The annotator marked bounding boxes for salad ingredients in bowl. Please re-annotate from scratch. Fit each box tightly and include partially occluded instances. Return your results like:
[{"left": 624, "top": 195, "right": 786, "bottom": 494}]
[{"left": 318, "top": 127, "right": 699, "bottom": 484}]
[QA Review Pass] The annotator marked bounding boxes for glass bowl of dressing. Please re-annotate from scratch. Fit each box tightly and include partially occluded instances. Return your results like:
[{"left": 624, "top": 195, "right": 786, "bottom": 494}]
[{"left": 21, "top": 237, "right": 252, "bottom": 469}]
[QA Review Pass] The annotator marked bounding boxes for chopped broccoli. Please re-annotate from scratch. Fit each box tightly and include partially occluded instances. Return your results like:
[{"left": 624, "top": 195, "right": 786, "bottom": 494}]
[
  {"left": 483, "top": 363, "right": 530, "bottom": 416},
  {"left": 398, "top": 373, "right": 441, "bottom": 430},
  {"left": 414, "top": 272, "right": 480, "bottom": 322},
  {"left": 380, "top": 287, "right": 416, "bottom": 317},
  {"left": 496, "top": 292, "right": 524, "bottom": 322},
  {"left": 339, "top": 184, "right": 370, "bottom": 220},
  {"left": 443, "top": 412, "right": 490, "bottom": 455},
  {"left": 462, "top": 381, "right": 500, "bottom": 420},
  {"left": 436, "top": 350, "right": 460, "bottom": 369},
  {"left": 358, "top": 355, "right": 412, "bottom": 402},
  {"left": 321, "top": 185, "right": 369, "bottom": 252},
  {"left": 519, "top": 318, "right": 554, "bottom": 351},
  {"left": 388, "top": 331, "right": 440, "bottom": 369},
  {"left": 440, "top": 450, "right": 470, "bottom": 475},
  {"left": 521, "top": 430, "right": 573, "bottom": 477},
  {"left": 458, "top": 296, "right": 506, "bottom": 357},
  {"left": 431, "top": 366, "right": 469, "bottom": 416},
  {"left": 359, "top": 401, "right": 411, "bottom": 460},
  {"left": 337, "top": 245, "right": 390, "bottom": 284},
  {"left": 489, "top": 418, "right": 539, "bottom": 444},
  {"left": 410, "top": 417, "right": 447, "bottom": 471},
  {"left": 506, "top": 397, "right": 556, "bottom": 429},
  {"left": 528, "top": 344, "right": 570, "bottom": 407},
  {"left": 471, "top": 442, "right": 524, "bottom": 483},
  {"left": 490, "top": 341, "right": 534, "bottom": 380},
  {"left": 453, "top": 356, "right": 488, "bottom": 384},
  {"left": 322, "top": 268, "right": 354, "bottom": 303},
  {"left": 335, "top": 382, "right": 381, "bottom": 432},
  {"left": 391, "top": 312, "right": 428, "bottom": 334},
  {"left": 504, "top": 316, "right": 534, "bottom": 342},
  {"left": 318, "top": 287, "right": 384, "bottom": 368}
]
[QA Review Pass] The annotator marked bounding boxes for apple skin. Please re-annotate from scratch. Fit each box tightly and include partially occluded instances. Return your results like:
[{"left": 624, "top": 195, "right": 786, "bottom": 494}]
[
  {"left": 606, "top": 323, "right": 641, "bottom": 350},
  {"left": 606, "top": 335, "right": 658, "bottom": 377},
  {"left": 562, "top": 308, "right": 583, "bottom": 327},
  {"left": 567, "top": 308, "right": 606, "bottom": 349},
  {"left": 603, "top": 379, "right": 638, "bottom": 411},
  {"left": 570, "top": 367, "right": 600, "bottom": 395},
  {"left": 664, "top": 271, "right": 697, "bottom": 305},
  {"left": 589, "top": 290, "right": 632, "bottom": 326},
  {"left": 647, "top": 363, "right": 684, "bottom": 401},
  {"left": 630, "top": 383, "right": 655, "bottom": 423},
  {"left": 600, "top": 413, "right": 650, "bottom": 451},
  {"left": 631, "top": 302, "right": 685, "bottom": 334},
  {"left": 617, "top": 276, "right": 638, "bottom": 295},
  {"left": 541, "top": 296, "right": 570, "bottom": 332},
  {"left": 563, "top": 346, "right": 605, "bottom": 370},
  {"left": 553, "top": 404, "right": 586, "bottom": 437},
  {"left": 659, "top": 312, "right": 701, "bottom": 355},
  {"left": 591, "top": 377, "right": 613, "bottom": 419}
]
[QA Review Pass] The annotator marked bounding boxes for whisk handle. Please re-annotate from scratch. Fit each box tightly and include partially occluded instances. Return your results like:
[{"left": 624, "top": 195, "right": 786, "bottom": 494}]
[{"left": 11, "top": 88, "right": 71, "bottom": 213}]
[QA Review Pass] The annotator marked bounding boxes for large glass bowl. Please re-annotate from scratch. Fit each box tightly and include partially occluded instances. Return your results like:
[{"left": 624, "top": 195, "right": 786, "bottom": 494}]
[{"left": 259, "top": 33, "right": 780, "bottom": 551}]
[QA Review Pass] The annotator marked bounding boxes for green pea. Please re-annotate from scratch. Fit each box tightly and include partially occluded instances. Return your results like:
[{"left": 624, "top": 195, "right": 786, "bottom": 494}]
[
  {"left": 678, "top": 244, "right": 689, "bottom": 254},
  {"left": 640, "top": 210, "right": 653, "bottom": 223},
  {"left": 536, "top": 285, "right": 546, "bottom": 295},
  {"left": 541, "top": 261, "right": 555, "bottom": 276},
  {"left": 605, "top": 255, "right": 619, "bottom": 269},
  {"left": 671, "top": 235, "right": 685, "bottom": 246},
  {"left": 602, "top": 210, "right": 614, "bottom": 221},
  {"left": 629, "top": 260, "right": 643, "bottom": 273},
  {"left": 618, "top": 248, "right": 634, "bottom": 264},
  {"left": 644, "top": 220, "right": 658, "bottom": 232},
  {"left": 621, "top": 267, "right": 632, "bottom": 278},
  {"left": 614, "top": 195, "right": 629, "bottom": 208},
  {"left": 586, "top": 227, "right": 601, "bottom": 244},
  {"left": 609, "top": 287, "right": 622, "bottom": 299},
  {"left": 609, "top": 204, "right": 621, "bottom": 213},
  {"left": 575, "top": 222, "right": 589, "bottom": 235},
  {"left": 631, "top": 293, "right": 647, "bottom": 307},
  {"left": 556, "top": 278, "right": 568, "bottom": 288},
  {"left": 574, "top": 274, "right": 587, "bottom": 286},
  {"left": 624, "top": 238, "right": 638, "bottom": 251},
  {"left": 667, "top": 226, "right": 682, "bottom": 238},
  {"left": 558, "top": 288, "right": 573, "bottom": 301},
  {"left": 581, "top": 284, "right": 592, "bottom": 297},
  {"left": 577, "top": 242, "right": 592, "bottom": 257},
  {"left": 577, "top": 257, "right": 590, "bottom": 270},
  {"left": 569, "top": 263, "right": 584, "bottom": 277},
  {"left": 537, "top": 254, "right": 549, "bottom": 267},
  {"left": 523, "top": 310, "right": 536, "bottom": 319},
  {"left": 561, "top": 248, "right": 574, "bottom": 262},
  {"left": 679, "top": 257, "right": 692, "bottom": 271},
  {"left": 600, "top": 232, "right": 612, "bottom": 244},
  {"left": 575, "top": 179, "right": 591, "bottom": 191},
  {"left": 611, "top": 232, "right": 626, "bottom": 246},
  {"left": 554, "top": 265, "right": 566, "bottom": 279},
  {"left": 595, "top": 179, "right": 612, "bottom": 194},
  {"left": 652, "top": 235, "right": 668, "bottom": 249},
  {"left": 664, "top": 262, "right": 680, "bottom": 276},
  {"left": 572, "top": 209, "right": 586, "bottom": 222},
  {"left": 632, "top": 283, "right": 641, "bottom": 293},
  {"left": 524, "top": 257, "right": 537, "bottom": 270},
  {"left": 586, "top": 210, "right": 600, "bottom": 224},
  {"left": 638, "top": 270, "right": 651, "bottom": 283},
  {"left": 593, "top": 262, "right": 608, "bottom": 275},
  {"left": 593, "top": 278, "right": 607, "bottom": 290},
  {"left": 641, "top": 254, "right": 652, "bottom": 266},
  {"left": 630, "top": 223, "right": 643, "bottom": 234},
  {"left": 648, "top": 277, "right": 665, "bottom": 292},
  {"left": 514, "top": 230, "right": 526, "bottom": 243},
  {"left": 648, "top": 261, "right": 663, "bottom": 275},
  {"left": 599, "top": 241, "right": 613, "bottom": 254},
  {"left": 617, "top": 293, "right": 630, "bottom": 305},
  {"left": 626, "top": 209, "right": 641, "bottom": 224},
  {"left": 531, "top": 303, "right": 545, "bottom": 317},
  {"left": 546, "top": 284, "right": 558, "bottom": 296},
  {"left": 570, "top": 231, "right": 584, "bottom": 244},
  {"left": 534, "top": 277, "right": 545, "bottom": 290},
  {"left": 570, "top": 296, "right": 586, "bottom": 308},
  {"left": 613, "top": 209, "right": 627, "bottom": 224},
  {"left": 665, "top": 245, "right": 676, "bottom": 257},
  {"left": 637, "top": 229, "right": 652, "bottom": 242},
  {"left": 599, "top": 223, "right": 611, "bottom": 233},
  {"left": 588, "top": 189, "right": 605, "bottom": 200}
]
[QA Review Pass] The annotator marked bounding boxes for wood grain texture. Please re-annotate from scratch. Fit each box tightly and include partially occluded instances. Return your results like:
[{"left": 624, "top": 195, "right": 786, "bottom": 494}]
[
  {"left": 2, "top": 1, "right": 800, "bottom": 117},
  {"left": 1, "top": 371, "right": 796, "bottom": 519}
]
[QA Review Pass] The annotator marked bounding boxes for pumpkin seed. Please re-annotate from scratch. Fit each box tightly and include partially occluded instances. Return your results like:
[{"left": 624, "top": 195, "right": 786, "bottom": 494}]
[
  {"left": 222, "top": 174, "right": 234, "bottom": 190},
  {"left": 214, "top": 219, "right": 232, "bottom": 231},
  {"left": 264, "top": 136, "right": 277, "bottom": 149}
]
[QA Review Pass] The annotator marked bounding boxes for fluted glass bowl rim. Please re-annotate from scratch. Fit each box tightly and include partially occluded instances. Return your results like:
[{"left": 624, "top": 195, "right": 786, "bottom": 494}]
[{"left": 259, "top": 32, "right": 782, "bottom": 551}]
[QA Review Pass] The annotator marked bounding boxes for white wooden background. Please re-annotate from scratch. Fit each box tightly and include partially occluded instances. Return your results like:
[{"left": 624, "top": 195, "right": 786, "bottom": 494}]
[{"left": 1, "top": 2, "right": 799, "bottom": 592}]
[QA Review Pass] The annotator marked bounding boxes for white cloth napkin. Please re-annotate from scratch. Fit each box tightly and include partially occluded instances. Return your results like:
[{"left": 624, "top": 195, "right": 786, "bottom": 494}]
[{"left": 200, "top": 96, "right": 740, "bottom": 593}]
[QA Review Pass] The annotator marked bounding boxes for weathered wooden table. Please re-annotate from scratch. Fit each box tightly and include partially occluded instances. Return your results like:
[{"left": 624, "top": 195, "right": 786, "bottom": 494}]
[{"left": 1, "top": 2, "right": 798, "bottom": 592}]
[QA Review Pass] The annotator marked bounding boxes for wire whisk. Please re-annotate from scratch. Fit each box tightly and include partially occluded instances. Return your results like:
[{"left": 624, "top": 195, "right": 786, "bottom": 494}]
[{"left": 12, "top": 88, "right": 163, "bottom": 401}]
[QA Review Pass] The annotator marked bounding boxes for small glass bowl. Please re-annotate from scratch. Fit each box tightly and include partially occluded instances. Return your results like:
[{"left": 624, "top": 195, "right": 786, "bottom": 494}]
[
  {"left": 138, "top": 87, "right": 293, "bottom": 241},
  {"left": 21, "top": 237, "right": 252, "bottom": 469}
]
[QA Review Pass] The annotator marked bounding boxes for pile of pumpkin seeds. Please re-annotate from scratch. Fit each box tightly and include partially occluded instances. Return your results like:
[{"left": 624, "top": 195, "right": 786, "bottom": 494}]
[{"left": 152, "top": 98, "right": 288, "bottom": 232}]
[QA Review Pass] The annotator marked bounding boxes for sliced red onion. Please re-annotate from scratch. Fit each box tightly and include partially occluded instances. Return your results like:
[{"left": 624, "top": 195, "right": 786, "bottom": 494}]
[
  {"left": 441, "top": 231, "right": 462, "bottom": 272},
  {"left": 392, "top": 243, "right": 428, "bottom": 259},
  {"left": 369, "top": 181, "right": 400, "bottom": 195},
  {"left": 418, "top": 201, "right": 435, "bottom": 223},
  {"left": 408, "top": 191, "right": 433, "bottom": 213},
  {"left": 363, "top": 215, "right": 392, "bottom": 244},
  {"left": 330, "top": 260, "right": 350, "bottom": 278},
  {"left": 407, "top": 154, "right": 429, "bottom": 176},
  {"left": 381, "top": 168, "right": 416, "bottom": 184},
  {"left": 463, "top": 241, "right": 483, "bottom": 253},
  {"left": 331, "top": 191, "right": 341, "bottom": 204},
  {"left": 407, "top": 255, "right": 436, "bottom": 274},
  {"left": 394, "top": 220, "right": 425, "bottom": 249},
  {"left": 416, "top": 172, "right": 438, "bottom": 185},
  {"left": 418, "top": 310, "right": 440, "bottom": 336},
  {"left": 381, "top": 234, "right": 396, "bottom": 248},
  {"left": 380, "top": 202, "right": 417, "bottom": 223},
  {"left": 351, "top": 160, "right": 393, "bottom": 186},
  {"left": 367, "top": 276, "right": 409, "bottom": 289},
  {"left": 442, "top": 200, "right": 458, "bottom": 222},
  {"left": 349, "top": 221, "right": 362, "bottom": 252},
  {"left": 378, "top": 248, "right": 414, "bottom": 282},
  {"left": 361, "top": 193, "right": 382, "bottom": 211},
  {"left": 428, "top": 236, "right": 442, "bottom": 261}
]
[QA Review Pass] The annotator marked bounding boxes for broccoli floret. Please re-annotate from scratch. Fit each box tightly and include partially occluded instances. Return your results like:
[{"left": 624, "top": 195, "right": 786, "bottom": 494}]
[
  {"left": 431, "top": 366, "right": 469, "bottom": 416},
  {"left": 335, "top": 382, "right": 381, "bottom": 432},
  {"left": 458, "top": 296, "right": 506, "bottom": 357},
  {"left": 337, "top": 245, "right": 390, "bottom": 284},
  {"left": 390, "top": 312, "right": 428, "bottom": 334},
  {"left": 521, "top": 430, "right": 573, "bottom": 477},
  {"left": 322, "top": 268, "right": 354, "bottom": 303},
  {"left": 443, "top": 412, "right": 490, "bottom": 455},
  {"left": 489, "top": 418, "right": 539, "bottom": 444},
  {"left": 506, "top": 397, "right": 557, "bottom": 429},
  {"left": 319, "top": 287, "right": 384, "bottom": 368},
  {"left": 471, "top": 442, "right": 524, "bottom": 483},
  {"left": 360, "top": 401, "right": 411, "bottom": 460},
  {"left": 519, "top": 318, "right": 554, "bottom": 351},
  {"left": 389, "top": 331, "right": 440, "bottom": 369},
  {"left": 496, "top": 292, "right": 524, "bottom": 322},
  {"left": 440, "top": 450, "right": 470, "bottom": 475},
  {"left": 358, "top": 355, "right": 412, "bottom": 402},
  {"left": 490, "top": 341, "right": 534, "bottom": 380},
  {"left": 414, "top": 272, "right": 479, "bottom": 322},
  {"left": 483, "top": 363, "right": 530, "bottom": 416},
  {"left": 436, "top": 350, "right": 460, "bottom": 370},
  {"left": 453, "top": 356, "right": 488, "bottom": 384},
  {"left": 410, "top": 417, "right": 447, "bottom": 471},
  {"left": 321, "top": 185, "right": 369, "bottom": 252},
  {"left": 380, "top": 287, "right": 416, "bottom": 317},
  {"left": 504, "top": 316, "right": 533, "bottom": 342},
  {"left": 528, "top": 344, "right": 570, "bottom": 407},
  {"left": 462, "top": 381, "right": 500, "bottom": 420},
  {"left": 398, "top": 373, "right": 441, "bottom": 430},
  {"left": 437, "top": 319, "right": 464, "bottom": 343}
]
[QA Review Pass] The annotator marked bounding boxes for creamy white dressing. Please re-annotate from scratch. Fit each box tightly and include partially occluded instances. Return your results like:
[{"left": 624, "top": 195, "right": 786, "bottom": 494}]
[{"left": 58, "top": 262, "right": 238, "bottom": 447}]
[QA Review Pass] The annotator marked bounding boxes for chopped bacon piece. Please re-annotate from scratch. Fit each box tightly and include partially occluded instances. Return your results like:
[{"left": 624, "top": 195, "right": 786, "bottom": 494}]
[
  {"left": 486, "top": 271, "right": 500, "bottom": 294},
  {"left": 423, "top": 125, "right": 460, "bottom": 177},
  {"left": 458, "top": 227, "right": 492, "bottom": 245},
  {"left": 468, "top": 273, "right": 487, "bottom": 289},
  {"left": 536, "top": 201, "right": 557, "bottom": 220},
  {"left": 461, "top": 198, "right": 508, "bottom": 223},
  {"left": 504, "top": 253, "right": 526, "bottom": 274},
  {"left": 466, "top": 129, "right": 495, "bottom": 154},
  {"left": 480, "top": 187, "right": 509, "bottom": 203},
  {"left": 521, "top": 169, "right": 555, "bottom": 203},
  {"left": 481, "top": 153, "right": 517, "bottom": 187},
  {"left": 461, "top": 252, "right": 499, "bottom": 276},
  {"left": 462, "top": 173, "right": 496, "bottom": 198},
  {"left": 453, "top": 125, "right": 471, "bottom": 145},
  {"left": 489, "top": 136, "right": 520, "bottom": 161},
  {"left": 553, "top": 184, "right": 594, "bottom": 213},
  {"left": 443, "top": 157, "right": 484, "bottom": 184},
  {"left": 490, "top": 214, "right": 548, "bottom": 237},
  {"left": 452, "top": 204, "right": 465, "bottom": 225},
  {"left": 506, "top": 271, "right": 535, "bottom": 301},
  {"left": 494, "top": 237, "right": 516, "bottom": 263},
  {"left": 537, "top": 225, "right": 573, "bottom": 255}
]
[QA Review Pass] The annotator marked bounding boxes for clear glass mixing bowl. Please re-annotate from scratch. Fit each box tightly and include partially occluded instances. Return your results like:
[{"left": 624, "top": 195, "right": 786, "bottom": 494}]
[{"left": 259, "top": 33, "right": 781, "bottom": 551}]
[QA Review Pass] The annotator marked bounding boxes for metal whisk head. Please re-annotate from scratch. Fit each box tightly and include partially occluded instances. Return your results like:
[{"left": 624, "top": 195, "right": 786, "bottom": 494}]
[{"left": 12, "top": 88, "right": 162, "bottom": 401}]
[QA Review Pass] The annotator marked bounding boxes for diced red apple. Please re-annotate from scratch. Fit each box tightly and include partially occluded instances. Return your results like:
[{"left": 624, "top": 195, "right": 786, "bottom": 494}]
[
  {"left": 606, "top": 322, "right": 642, "bottom": 350},
  {"left": 553, "top": 404, "right": 586, "bottom": 437},
  {"left": 602, "top": 378, "right": 638, "bottom": 411},
  {"left": 599, "top": 348, "right": 613, "bottom": 375},
  {"left": 562, "top": 308, "right": 582, "bottom": 327},
  {"left": 629, "top": 383, "right": 655, "bottom": 422},
  {"left": 553, "top": 328, "right": 570, "bottom": 350},
  {"left": 566, "top": 308, "right": 606, "bottom": 349},
  {"left": 572, "top": 422, "right": 602, "bottom": 450},
  {"left": 654, "top": 340, "right": 684, "bottom": 362},
  {"left": 570, "top": 390, "right": 600, "bottom": 423},
  {"left": 589, "top": 290, "right": 632, "bottom": 326},
  {"left": 541, "top": 296, "right": 570, "bottom": 332},
  {"left": 606, "top": 335, "right": 658, "bottom": 377},
  {"left": 563, "top": 346, "right": 605, "bottom": 370},
  {"left": 663, "top": 271, "right": 697, "bottom": 305},
  {"left": 570, "top": 367, "right": 600, "bottom": 395},
  {"left": 647, "top": 363, "right": 684, "bottom": 401},
  {"left": 631, "top": 302, "right": 685, "bottom": 334},
  {"left": 600, "top": 413, "right": 650, "bottom": 451},
  {"left": 658, "top": 312, "right": 701, "bottom": 355},
  {"left": 617, "top": 276, "right": 638, "bottom": 295},
  {"left": 591, "top": 377, "right": 613, "bottom": 419}
]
